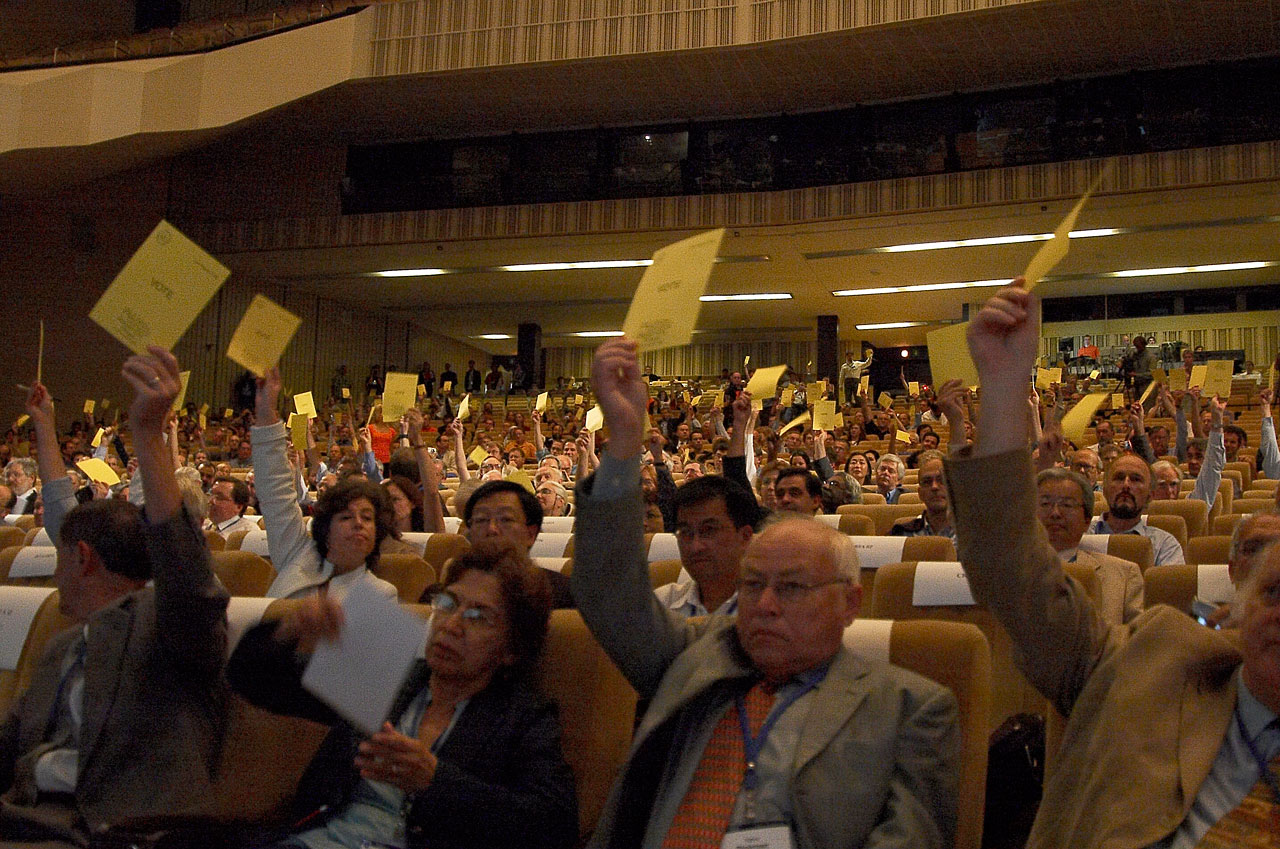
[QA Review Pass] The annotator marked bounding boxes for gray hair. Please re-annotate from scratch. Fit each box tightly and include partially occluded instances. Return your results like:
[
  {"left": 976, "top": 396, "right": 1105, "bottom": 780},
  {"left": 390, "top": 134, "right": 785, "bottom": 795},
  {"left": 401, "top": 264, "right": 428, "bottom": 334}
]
[
  {"left": 1151, "top": 460, "right": 1184, "bottom": 484},
  {"left": 1036, "top": 467, "right": 1095, "bottom": 518},
  {"left": 879, "top": 453, "right": 907, "bottom": 480},
  {"left": 5, "top": 457, "right": 36, "bottom": 480},
  {"left": 753, "top": 515, "right": 861, "bottom": 585}
]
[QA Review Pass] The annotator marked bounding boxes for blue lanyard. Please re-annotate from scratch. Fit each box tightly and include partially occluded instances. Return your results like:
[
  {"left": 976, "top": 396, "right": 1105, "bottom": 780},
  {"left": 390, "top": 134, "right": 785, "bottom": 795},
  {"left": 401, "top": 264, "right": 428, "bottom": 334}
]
[
  {"left": 1234, "top": 707, "right": 1280, "bottom": 804},
  {"left": 735, "top": 670, "right": 824, "bottom": 792}
]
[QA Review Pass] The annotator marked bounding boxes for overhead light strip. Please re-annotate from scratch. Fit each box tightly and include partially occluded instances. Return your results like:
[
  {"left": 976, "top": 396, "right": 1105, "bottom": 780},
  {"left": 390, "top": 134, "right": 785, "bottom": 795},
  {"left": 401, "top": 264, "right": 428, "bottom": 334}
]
[
  {"left": 855, "top": 321, "right": 928, "bottom": 330},
  {"left": 571, "top": 331, "right": 625, "bottom": 337},
  {"left": 700, "top": 293, "right": 792, "bottom": 302},
  {"left": 370, "top": 254, "right": 771, "bottom": 278}
]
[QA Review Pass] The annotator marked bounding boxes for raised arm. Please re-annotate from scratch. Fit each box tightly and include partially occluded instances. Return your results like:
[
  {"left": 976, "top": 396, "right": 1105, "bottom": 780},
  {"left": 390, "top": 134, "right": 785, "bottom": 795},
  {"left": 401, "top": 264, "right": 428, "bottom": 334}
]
[
  {"left": 250, "top": 367, "right": 314, "bottom": 572},
  {"left": 404, "top": 409, "right": 446, "bottom": 533},
  {"left": 935, "top": 379, "right": 969, "bottom": 454},
  {"left": 1259, "top": 388, "right": 1280, "bottom": 481},
  {"left": 449, "top": 419, "right": 470, "bottom": 482}
]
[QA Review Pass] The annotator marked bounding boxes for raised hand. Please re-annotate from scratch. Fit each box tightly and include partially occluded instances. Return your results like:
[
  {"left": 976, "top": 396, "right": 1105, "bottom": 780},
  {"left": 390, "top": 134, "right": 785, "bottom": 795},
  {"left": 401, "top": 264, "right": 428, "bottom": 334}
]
[
  {"left": 121, "top": 346, "right": 182, "bottom": 437},
  {"left": 967, "top": 277, "right": 1038, "bottom": 388},
  {"left": 936, "top": 379, "right": 966, "bottom": 424},
  {"left": 402, "top": 408, "right": 424, "bottom": 448},
  {"left": 591, "top": 337, "right": 647, "bottom": 458},
  {"left": 255, "top": 367, "right": 283, "bottom": 426}
]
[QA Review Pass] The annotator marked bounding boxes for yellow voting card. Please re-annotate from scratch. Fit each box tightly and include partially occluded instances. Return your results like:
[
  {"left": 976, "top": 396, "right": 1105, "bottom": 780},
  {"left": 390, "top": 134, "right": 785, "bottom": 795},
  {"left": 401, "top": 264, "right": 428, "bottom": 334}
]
[
  {"left": 777, "top": 412, "right": 809, "bottom": 436},
  {"left": 745, "top": 365, "right": 787, "bottom": 401},
  {"left": 199, "top": 413, "right": 206, "bottom": 430},
  {"left": 535, "top": 392, "right": 548, "bottom": 413},
  {"left": 381, "top": 373, "right": 418, "bottom": 421},
  {"left": 834, "top": 413, "right": 844, "bottom": 428},
  {"left": 89, "top": 221, "right": 229, "bottom": 354},
  {"left": 172, "top": 371, "right": 190, "bottom": 413},
  {"left": 1061, "top": 393, "right": 1109, "bottom": 447},
  {"left": 1022, "top": 163, "right": 1110, "bottom": 289},
  {"left": 442, "top": 381, "right": 452, "bottom": 394},
  {"left": 926, "top": 322, "right": 981, "bottom": 389},
  {"left": 1089, "top": 369, "right": 1101, "bottom": 380},
  {"left": 468, "top": 446, "right": 490, "bottom": 468},
  {"left": 83, "top": 399, "right": 95, "bottom": 415},
  {"left": 908, "top": 381, "right": 920, "bottom": 397},
  {"left": 585, "top": 405, "right": 605, "bottom": 433},
  {"left": 224, "top": 408, "right": 234, "bottom": 419},
  {"left": 622, "top": 228, "right": 725, "bottom": 352},
  {"left": 101, "top": 399, "right": 110, "bottom": 410},
  {"left": 342, "top": 387, "right": 351, "bottom": 399},
  {"left": 1169, "top": 369, "right": 1188, "bottom": 392},
  {"left": 859, "top": 375, "right": 870, "bottom": 397},
  {"left": 1138, "top": 381, "right": 1157, "bottom": 406},
  {"left": 1190, "top": 364, "right": 1208, "bottom": 390},
  {"left": 91, "top": 428, "right": 104, "bottom": 448},
  {"left": 805, "top": 382, "right": 824, "bottom": 401},
  {"left": 1204, "top": 360, "right": 1234, "bottom": 399},
  {"left": 812, "top": 400, "right": 837, "bottom": 431},
  {"left": 1151, "top": 368, "right": 1167, "bottom": 385},
  {"left": 36, "top": 319, "right": 43, "bottom": 385},
  {"left": 877, "top": 392, "right": 894, "bottom": 411},
  {"left": 457, "top": 394, "right": 472, "bottom": 422},
  {"left": 417, "top": 384, "right": 426, "bottom": 398},
  {"left": 288, "top": 413, "right": 308, "bottom": 451},
  {"left": 226, "top": 295, "right": 301, "bottom": 377},
  {"left": 15, "top": 414, "right": 29, "bottom": 429},
  {"left": 294, "top": 392, "right": 317, "bottom": 419},
  {"left": 77, "top": 458, "right": 120, "bottom": 486},
  {"left": 1035, "top": 368, "right": 1062, "bottom": 390},
  {"left": 505, "top": 468, "right": 535, "bottom": 493},
  {"left": 1111, "top": 393, "right": 1125, "bottom": 409},
  {"left": 574, "top": 394, "right": 585, "bottom": 406},
  {"left": 779, "top": 388, "right": 794, "bottom": 407}
]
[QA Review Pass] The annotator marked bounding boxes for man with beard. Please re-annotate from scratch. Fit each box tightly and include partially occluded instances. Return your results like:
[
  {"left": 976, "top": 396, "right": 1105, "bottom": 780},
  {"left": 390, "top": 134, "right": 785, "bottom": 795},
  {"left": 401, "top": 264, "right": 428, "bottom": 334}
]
[{"left": 1087, "top": 452, "right": 1185, "bottom": 565}]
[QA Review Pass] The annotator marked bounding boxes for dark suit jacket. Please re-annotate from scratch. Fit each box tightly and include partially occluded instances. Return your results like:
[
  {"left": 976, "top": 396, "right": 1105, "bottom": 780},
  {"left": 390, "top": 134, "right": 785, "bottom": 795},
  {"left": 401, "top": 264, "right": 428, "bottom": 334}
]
[
  {"left": 0, "top": 511, "right": 230, "bottom": 836},
  {"left": 228, "top": 624, "right": 577, "bottom": 849}
]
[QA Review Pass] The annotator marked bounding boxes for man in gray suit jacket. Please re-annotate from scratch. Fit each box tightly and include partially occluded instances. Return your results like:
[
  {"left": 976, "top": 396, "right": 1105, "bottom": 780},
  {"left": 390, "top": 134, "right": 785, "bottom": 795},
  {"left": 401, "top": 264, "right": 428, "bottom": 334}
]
[
  {"left": 2, "top": 346, "right": 229, "bottom": 846},
  {"left": 572, "top": 337, "right": 959, "bottom": 849}
]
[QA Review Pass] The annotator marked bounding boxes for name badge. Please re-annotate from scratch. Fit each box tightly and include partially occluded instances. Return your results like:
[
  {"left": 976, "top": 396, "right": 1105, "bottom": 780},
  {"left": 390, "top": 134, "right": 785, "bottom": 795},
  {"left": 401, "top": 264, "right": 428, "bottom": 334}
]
[{"left": 721, "top": 824, "right": 794, "bottom": 849}]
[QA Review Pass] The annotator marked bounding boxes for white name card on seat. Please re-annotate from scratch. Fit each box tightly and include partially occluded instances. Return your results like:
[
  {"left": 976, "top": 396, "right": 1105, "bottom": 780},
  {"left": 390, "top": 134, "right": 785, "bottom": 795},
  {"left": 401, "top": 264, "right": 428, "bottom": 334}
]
[
  {"left": 29, "top": 528, "right": 52, "bottom": 547},
  {"left": 528, "top": 533, "right": 571, "bottom": 558},
  {"left": 399, "top": 533, "right": 430, "bottom": 557},
  {"left": 442, "top": 516, "right": 462, "bottom": 533},
  {"left": 540, "top": 516, "right": 575, "bottom": 534},
  {"left": 1077, "top": 534, "right": 1109, "bottom": 555},
  {"left": 225, "top": 596, "right": 276, "bottom": 655},
  {"left": 847, "top": 537, "right": 907, "bottom": 571},
  {"left": 842, "top": 618, "right": 893, "bottom": 665},
  {"left": 240, "top": 529, "right": 271, "bottom": 558},
  {"left": 911, "top": 561, "right": 976, "bottom": 607},
  {"left": 533, "top": 557, "right": 570, "bottom": 573},
  {"left": 8, "top": 547, "right": 58, "bottom": 578},
  {"left": 0, "top": 586, "right": 57, "bottom": 670},
  {"left": 1197, "top": 564, "right": 1233, "bottom": 605},
  {"left": 814, "top": 514, "right": 841, "bottom": 528},
  {"left": 648, "top": 533, "right": 680, "bottom": 563}
]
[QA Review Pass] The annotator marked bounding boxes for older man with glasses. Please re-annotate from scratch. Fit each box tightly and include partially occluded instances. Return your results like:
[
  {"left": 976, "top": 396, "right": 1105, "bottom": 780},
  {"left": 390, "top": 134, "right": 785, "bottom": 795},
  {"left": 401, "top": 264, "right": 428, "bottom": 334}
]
[{"left": 572, "top": 336, "right": 960, "bottom": 849}]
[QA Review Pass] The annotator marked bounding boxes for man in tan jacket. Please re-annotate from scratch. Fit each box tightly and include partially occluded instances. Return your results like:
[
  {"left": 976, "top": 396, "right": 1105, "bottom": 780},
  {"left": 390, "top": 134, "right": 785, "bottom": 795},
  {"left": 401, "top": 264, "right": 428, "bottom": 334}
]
[{"left": 946, "top": 277, "right": 1280, "bottom": 848}]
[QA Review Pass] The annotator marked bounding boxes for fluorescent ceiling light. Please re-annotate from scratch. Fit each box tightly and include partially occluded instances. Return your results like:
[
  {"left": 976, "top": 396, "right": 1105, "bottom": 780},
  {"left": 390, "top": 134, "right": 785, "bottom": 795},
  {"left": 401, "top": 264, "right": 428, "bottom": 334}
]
[
  {"left": 833, "top": 279, "right": 1011, "bottom": 297},
  {"left": 474, "top": 334, "right": 512, "bottom": 340},
  {"left": 700, "top": 293, "right": 793, "bottom": 302},
  {"left": 572, "top": 331, "right": 625, "bottom": 337},
  {"left": 373, "top": 268, "right": 447, "bottom": 277},
  {"left": 855, "top": 321, "right": 927, "bottom": 330},
  {"left": 1108, "top": 261, "right": 1271, "bottom": 278},
  {"left": 499, "top": 260, "right": 652, "bottom": 272}
]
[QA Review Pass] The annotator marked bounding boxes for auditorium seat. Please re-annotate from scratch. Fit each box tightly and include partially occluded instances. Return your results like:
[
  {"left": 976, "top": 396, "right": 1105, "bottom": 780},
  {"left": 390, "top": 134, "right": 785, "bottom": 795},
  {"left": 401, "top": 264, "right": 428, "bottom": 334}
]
[
  {"left": 647, "top": 559, "right": 684, "bottom": 590},
  {"left": 372, "top": 552, "right": 437, "bottom": 603},
  {"left": 1232, "top": 497, "right": 1275, "bottom": 515},
  {"left": 859, "top": 492, "right": 888, "bottom": 505},
  {"left": 0, "top": 545, "right": 58, "bottom": 586},
  {"left": 837, "top": 503, "right": 923, "bottom": 535},
  {"left": 1081, "top": 534, "right": 1154, "bottom": 572},
  {"left": 1143, "top": 563, "right": 1232, "bottom": 613},
  {"left": 203, "top": 530, "right": 227, "bottom": 551},
  {"left": 224, "top": 528, "right": 249, "bottom": 551},
  {"left": 868, "top": 560, "right": 1100, "bottom": 732},
  {"left": 1147, "top": 498, "right": 1207, "bottom": 538},
  {"left": 0, "top": 526, "right": 25, "bottom": 550},
  {"left": 23, "top": 528, "right": 52, "bottom": 547},
  {"left": 843, "top": 618, "right": 991, "bottom": 849},
  {"left": 898, "top": 492, "right": 921, "bottom": 504},
  {"left": 1214, "top": 513, "right": 1245, "bottom": 536},
  {"left": 11, "top": 515, "right": 35, "bottom": 532},
  {"left": 1225, "top": 460, "right": 1253, "bottom": 491},
  {"left": 1143, "top": 513, "right": 1188, "bottom": 554},
  {"left": 837, "top": 513, "right": 876, "bottom": 536},
  {"left": 529, "top": 531, "right": 573, "bottom": 558},
  {"left": 209, "top": 551, "right": 275, "bottom": 596},
  {"left": 540, "top": 515, "right": 574, "bottom": 533},
  {"left": 235, "top": 529, "right": 272, "bottom": 559},
  {"left": 1185, "top": 535, "right": 1231, "bottom": 566},
  {"left": 0, "top": 586, "right": 72, "bottom": 717},
  {"left": 419, "top": 532, "right": 471, "bottom": 573}
]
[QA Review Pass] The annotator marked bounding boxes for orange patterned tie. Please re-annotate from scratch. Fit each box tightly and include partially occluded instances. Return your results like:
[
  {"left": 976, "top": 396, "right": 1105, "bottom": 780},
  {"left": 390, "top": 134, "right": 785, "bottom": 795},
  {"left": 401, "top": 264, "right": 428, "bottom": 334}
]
[
  {"left": 1195, "top": 754, "right": 1280, "bottom": 847},
  {"left": 662, "top": 682, "right": 776, "bottom": 849}
]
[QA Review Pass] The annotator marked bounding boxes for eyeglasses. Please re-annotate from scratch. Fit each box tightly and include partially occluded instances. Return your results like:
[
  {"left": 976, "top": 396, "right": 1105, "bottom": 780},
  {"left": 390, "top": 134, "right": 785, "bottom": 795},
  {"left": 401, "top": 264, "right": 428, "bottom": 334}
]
[
  {"left": 481, "top": 462, "right": 503, "bottom": 472},
  {"left": 737, "top": 575, "right": 849, "bottom": 603},
  {"left": 1037, "top": 497, "right": 1083, "bottom": 512},
  {"left": 467, "top": 514, "right": 523, "bottom": 529},
  {"left": 429, "top": 591, "right": 500, "bottom": 628},
  {"left": 674, "top": 521, "right": 733, "bottom": 541}
]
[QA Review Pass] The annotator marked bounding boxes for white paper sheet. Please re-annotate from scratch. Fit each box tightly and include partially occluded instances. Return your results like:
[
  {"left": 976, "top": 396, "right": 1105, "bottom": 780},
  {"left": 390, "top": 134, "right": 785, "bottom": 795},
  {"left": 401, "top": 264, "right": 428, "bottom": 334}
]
[
  {"left": 539, "top": 516, "right": 575, "bottom": 534},
  {"left": 302, "top": 577, "right": 429, "bottom": 735},
  {"left": 239, "top": 529, "right": 271, "bottom": 558},
  {"left": 528, "top": 533, "right": 572, "bottom": 558},
  {"left": 0, "top": 586, "right": 57, "bottom": 670},
  {"left": 1197, "top": 564, "right": 1233, "bottom": 605},
  {"left": 533, "top": 557, "right": 570, "bottom": 573},
  {"left": 8, "top": 547, "right": 58, "bottom": 577},
  {"left": 224, "top": 596, "right": 276, "bottom": 655},
  {"left": 647, "top": 533, "right": 680, "bottom": 563},
  {"left": 846, "top": 536, "right": 908, "bottom": 571},
  {"left": 28, "top": 528, "right": 52, "bottom": 547},
  {"left": 1077, "top": 534, "right": 1109, "bottom": 555},
  {"left": 842, "top": 618, "right": 893, "bottom": 664},
  {"left": 911, "top": 561, "right": 976, "bottom": 607}
]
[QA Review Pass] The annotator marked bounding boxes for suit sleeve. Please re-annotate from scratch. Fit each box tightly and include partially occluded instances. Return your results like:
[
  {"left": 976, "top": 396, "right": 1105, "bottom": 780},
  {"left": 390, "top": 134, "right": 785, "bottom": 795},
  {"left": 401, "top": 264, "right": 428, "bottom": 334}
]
[
  {"left": 406, "top": 701, "right": 578, "bottom": 849},
  {"left": 945, "top": 447, "right": 1111, "bottom": 717},
  {"left": 226, "top": 621, "right": 341, "bottom": 725},
  {"left": 571, "top": 456, "right": 698, "bottom": 699},
  {"left": 863, "top": 685, "right": 960, "bottom": 849},
  {"left": 147, "top": 508, "right": 229, "bottom": 679}
]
